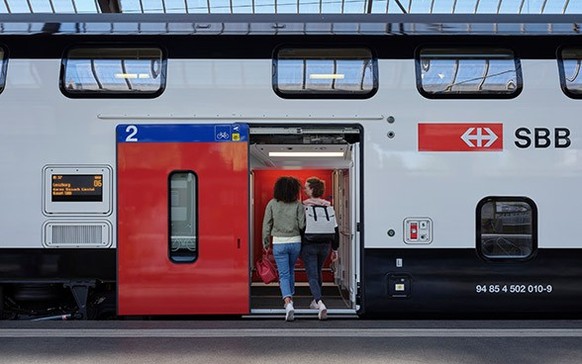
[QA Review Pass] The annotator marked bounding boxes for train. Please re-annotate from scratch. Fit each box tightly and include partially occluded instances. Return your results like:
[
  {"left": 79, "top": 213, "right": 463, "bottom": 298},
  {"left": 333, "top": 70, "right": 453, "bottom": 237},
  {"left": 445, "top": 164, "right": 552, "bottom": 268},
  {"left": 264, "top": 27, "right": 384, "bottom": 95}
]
[{"left": 0, "top": 13, "right": 580, "bottom": 319}]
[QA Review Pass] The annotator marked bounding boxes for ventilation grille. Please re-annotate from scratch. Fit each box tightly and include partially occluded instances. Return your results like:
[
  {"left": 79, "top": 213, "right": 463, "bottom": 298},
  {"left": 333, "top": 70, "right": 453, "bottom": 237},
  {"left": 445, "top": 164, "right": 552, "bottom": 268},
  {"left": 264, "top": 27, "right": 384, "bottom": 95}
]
[{"left": 44, "top": 222, "right": 111, "bottom": 248}]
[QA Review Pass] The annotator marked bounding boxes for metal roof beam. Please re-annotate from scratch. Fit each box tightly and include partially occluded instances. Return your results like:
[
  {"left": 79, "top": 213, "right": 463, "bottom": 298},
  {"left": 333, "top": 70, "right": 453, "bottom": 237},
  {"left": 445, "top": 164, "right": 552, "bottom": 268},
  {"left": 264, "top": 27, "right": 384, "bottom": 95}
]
[
  {"left": 394, "top": 0, "right": 407, "bottom": 13},
  {"left": 366, "top": 0, "right": 373, "bottom": 14},
  {"left": 97, "top": 0, "right": 122, "bottom": 13},
  {"left": 0, "top": 13, "right": 581, "bottom": 36}
]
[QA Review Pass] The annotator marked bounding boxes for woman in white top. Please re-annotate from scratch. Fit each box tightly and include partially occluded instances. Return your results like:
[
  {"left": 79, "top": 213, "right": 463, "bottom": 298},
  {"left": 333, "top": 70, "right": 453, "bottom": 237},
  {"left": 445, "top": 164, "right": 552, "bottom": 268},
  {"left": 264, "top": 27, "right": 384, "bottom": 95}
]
[{"left": 302, "top": 176, "right": 339, "bottom": 320}]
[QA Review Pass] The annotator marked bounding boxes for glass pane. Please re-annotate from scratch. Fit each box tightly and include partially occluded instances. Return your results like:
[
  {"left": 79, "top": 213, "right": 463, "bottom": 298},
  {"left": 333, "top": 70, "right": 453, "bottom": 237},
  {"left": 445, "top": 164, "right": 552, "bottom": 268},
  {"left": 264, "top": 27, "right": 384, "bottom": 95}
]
[
  {"left": 275, "top": 48, "right": 376, "bottom": 97},
  {"left": 560, "top": 48, "right": 582, "bottom": 95},
  {"left": 419, "top": 49, "right": 520, "bottom": 96},
  {"left": 0, "top": 48, "right": 5, "bottom": 93},
  {"left": 169, "top": 172, "right": 198, "bottom": 263},
  {"left": 63, "top": 48, "right": 164, "bottom": 96},
  {"left": 480, "top": 200, "right": 533, "bottom": 259}
]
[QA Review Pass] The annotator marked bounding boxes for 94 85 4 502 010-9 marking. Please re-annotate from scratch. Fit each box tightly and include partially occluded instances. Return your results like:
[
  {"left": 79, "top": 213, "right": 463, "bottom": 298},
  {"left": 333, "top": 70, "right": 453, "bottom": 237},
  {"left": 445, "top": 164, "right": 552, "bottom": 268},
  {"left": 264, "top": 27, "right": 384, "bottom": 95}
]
[{"left": 475, "top": 284, "right": 554, "bottom": 294}]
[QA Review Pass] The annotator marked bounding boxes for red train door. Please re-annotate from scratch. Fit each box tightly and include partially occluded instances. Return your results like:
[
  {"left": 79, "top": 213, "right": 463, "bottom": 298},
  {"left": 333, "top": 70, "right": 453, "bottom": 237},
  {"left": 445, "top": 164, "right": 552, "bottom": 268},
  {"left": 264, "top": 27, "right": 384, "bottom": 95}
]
[{"left": 116, "top": 124, "right": 249, "bottom": 315}]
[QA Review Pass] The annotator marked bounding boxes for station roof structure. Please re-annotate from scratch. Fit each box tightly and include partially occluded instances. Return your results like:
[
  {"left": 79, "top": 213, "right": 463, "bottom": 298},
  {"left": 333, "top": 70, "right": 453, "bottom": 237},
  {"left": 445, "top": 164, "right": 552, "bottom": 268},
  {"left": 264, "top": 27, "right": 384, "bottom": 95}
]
[{"left": 0, "top": 0, "right": 579, "bottom": 14}]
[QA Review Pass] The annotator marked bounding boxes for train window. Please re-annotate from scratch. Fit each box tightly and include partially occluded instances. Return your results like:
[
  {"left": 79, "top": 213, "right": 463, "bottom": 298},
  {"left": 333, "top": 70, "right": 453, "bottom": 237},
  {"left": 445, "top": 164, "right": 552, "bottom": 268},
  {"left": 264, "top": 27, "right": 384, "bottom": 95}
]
[
  {"left": 0, "top": 48, "right": 6, "bottom": 93},
  {"left": 417, "top": 48, "right": 522, "bottom": 98},
  {"left": 61, "top": 47, "right": 165, "bottom": 98},
  {"left": 273, "top": 48, "right": 377, "bottom": 98},
  {"left": 477, "top": 197, "right": 537, "bottom": 260},
  {"left": 169, "top": 171, "right": 198, "bottom": 264},
  {"left": 559, "top": 48, "right": 582, "bottom": 98}
]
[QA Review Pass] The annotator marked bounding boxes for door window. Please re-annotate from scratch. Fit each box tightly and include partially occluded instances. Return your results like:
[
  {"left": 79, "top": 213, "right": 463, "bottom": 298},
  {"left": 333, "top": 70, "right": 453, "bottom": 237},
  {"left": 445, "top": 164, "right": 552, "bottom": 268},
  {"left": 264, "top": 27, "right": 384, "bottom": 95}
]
[{"left": 169, "top": 171, "right": 198, "bottom": 263}]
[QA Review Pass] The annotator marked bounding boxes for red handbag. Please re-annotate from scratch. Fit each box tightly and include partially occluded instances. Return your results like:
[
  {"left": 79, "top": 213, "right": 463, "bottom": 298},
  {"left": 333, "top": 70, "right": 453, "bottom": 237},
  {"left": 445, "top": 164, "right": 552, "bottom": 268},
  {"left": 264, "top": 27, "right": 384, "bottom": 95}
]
[{"left": 256, "top": 249, "right": 278, "bottom": 284}]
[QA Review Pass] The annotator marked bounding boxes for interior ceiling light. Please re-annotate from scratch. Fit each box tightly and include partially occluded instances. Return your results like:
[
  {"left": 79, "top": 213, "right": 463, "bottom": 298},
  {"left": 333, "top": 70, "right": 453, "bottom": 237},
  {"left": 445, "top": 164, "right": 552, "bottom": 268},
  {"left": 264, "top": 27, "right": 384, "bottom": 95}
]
[
  {"left": 309, "top": 74, "right": 345, "bottom": 79},
  {"left": 269, "top": 152, "right": 344, "bottom": 157},
  {"left": 115, "top": 73, "right": 150, "bottom": 79}
]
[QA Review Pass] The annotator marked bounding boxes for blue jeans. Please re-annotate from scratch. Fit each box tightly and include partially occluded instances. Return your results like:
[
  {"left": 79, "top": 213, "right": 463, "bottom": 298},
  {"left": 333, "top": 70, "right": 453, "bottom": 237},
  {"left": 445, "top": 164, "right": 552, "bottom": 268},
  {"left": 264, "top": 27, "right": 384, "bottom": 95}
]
[
  {"left": 301, "top": 243, "right": 331, "bottom": 302},
  {"left": 273, "top": 242, "right": 302, "bottom": 300}
]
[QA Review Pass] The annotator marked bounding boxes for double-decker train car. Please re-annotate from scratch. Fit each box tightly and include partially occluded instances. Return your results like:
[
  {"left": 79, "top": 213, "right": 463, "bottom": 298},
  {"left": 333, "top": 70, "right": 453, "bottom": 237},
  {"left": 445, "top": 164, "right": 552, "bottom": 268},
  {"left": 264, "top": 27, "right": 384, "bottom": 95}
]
[{"left": 0, "top": 13, "right": 581, "bottom": 319}]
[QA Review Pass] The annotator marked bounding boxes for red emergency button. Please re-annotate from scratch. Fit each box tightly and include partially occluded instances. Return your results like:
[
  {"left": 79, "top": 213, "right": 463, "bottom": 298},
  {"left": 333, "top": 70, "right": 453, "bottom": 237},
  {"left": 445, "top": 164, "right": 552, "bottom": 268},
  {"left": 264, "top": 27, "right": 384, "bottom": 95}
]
[{"left": 410, "top": 223, "right": 418, "bottom": 240}]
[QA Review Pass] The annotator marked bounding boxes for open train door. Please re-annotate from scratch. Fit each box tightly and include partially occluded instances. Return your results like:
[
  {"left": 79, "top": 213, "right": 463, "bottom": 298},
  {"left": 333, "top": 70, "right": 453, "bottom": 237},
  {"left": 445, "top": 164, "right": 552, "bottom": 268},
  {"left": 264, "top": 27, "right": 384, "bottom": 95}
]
[{"left": 116, "top": 124, "right": 249, "bottom": 316}]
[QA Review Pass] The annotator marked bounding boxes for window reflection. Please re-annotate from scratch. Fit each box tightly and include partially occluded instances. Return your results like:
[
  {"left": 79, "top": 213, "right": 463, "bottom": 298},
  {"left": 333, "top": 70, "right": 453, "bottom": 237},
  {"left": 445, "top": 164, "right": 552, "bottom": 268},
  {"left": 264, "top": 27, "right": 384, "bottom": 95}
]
[
  {"left": 560, "top": 48, "right": 582, "bottom": 95},
  {"left": 479, "top": 199, "right": 535, "bottom": 259},
  {"left": 169, "top": 171, "right": 198, "bottom": 263},
  {"left": 418, "top": 49, "right": 520, "bottom": 97},
  {"left": 0, "top": 48, "right": 5, "bottom": 93},
  {"left": 275, "top": 48, "right": 376, "bottom": 97},
  {"left": 63, "top": 48, "right": 164, "bottom": 96}
]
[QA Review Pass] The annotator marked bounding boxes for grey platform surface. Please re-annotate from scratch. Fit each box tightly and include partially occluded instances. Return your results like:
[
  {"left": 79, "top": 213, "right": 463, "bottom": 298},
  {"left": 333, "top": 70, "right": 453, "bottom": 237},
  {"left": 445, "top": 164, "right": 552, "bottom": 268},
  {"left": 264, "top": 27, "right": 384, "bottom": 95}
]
[{"left": 1, "top": 320, "right": 582, "bottom": 363}]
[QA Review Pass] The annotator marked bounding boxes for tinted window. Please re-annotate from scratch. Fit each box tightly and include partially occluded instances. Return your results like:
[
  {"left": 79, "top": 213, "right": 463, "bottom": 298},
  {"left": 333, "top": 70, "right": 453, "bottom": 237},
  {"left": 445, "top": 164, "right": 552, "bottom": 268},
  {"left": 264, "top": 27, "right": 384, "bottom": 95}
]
[
  {"left": 0, "top": 48, "right": 6, "bottom": 93},
  {"left": 417, "top": 48, "right": 521, "bottom": 98},
  {"left": 478, "top": 197, "right": 536, "bottom": 260},
  {"left": 274, "top": 48, "right": 377, "bottom": 98},
  {"left": 559, "top": 48, "right": 582, "bottom": 98},
  {"left": 62, "top": 47, "right": 165, "bottom": 97},
  {"left": 169, "top": 171, "right": 198, "bottom": 263}
]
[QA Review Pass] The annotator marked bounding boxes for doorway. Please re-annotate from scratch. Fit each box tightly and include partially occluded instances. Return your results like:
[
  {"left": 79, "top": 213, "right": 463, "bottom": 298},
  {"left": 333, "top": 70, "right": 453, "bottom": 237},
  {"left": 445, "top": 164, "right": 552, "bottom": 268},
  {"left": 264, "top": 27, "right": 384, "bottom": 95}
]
[{"left": 248, "top": 125, "right": 361, "bottom": 317}]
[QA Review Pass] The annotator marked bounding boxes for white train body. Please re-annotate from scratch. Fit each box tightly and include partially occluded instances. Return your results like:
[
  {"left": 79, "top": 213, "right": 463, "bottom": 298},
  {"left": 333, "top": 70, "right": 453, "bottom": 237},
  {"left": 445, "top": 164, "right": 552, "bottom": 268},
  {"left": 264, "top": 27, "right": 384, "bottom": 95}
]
[{"left": 0, "top": 14, "right": 580, "bottom": 318}]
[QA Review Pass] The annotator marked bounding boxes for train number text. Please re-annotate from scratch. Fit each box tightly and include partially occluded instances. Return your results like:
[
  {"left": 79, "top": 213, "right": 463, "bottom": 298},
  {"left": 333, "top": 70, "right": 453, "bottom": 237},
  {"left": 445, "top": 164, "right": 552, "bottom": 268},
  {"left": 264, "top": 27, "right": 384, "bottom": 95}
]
[{"left": 475, "top": 284, "right": 553, "bottom": 294}]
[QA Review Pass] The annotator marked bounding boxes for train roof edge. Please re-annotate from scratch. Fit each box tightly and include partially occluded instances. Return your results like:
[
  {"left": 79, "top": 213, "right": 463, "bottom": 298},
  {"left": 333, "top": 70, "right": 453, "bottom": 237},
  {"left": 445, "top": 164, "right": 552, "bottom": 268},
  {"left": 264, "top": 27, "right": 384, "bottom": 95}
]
[{"left": 0, "top": 13, "right": 578, "bottom": 36}]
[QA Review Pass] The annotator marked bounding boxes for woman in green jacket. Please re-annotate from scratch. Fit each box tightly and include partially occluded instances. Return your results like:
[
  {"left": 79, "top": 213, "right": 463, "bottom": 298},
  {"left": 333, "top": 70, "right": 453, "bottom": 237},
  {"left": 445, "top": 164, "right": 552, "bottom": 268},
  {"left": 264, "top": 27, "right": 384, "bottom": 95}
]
[{"left": 262, "top": 176, "right": 306, "bottom": 321}]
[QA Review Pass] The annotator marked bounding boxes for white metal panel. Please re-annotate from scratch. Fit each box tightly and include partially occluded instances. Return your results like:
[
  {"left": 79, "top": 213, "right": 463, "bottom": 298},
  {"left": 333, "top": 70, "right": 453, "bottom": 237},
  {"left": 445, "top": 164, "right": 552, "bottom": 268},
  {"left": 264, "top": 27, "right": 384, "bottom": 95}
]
[
  {"left": 0, "top": 57, "right": 580, "bottom": 252},
  {"left": 364, "top": 59, "right": 582, "bottom": 249},
  {"left": 0, "top": 59, "right": 118, "bottom": 248}
]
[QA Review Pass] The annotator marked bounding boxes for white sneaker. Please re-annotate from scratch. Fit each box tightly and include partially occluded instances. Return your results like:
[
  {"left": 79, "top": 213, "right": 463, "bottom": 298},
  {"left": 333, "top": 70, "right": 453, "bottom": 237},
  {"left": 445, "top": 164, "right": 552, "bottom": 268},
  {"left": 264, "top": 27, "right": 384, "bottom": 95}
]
[
  {"left": 310, "top": 300, "right": 320, "bottom": 310},
  {"left": 317, "top": 300, "right": 327, "bottom": 320},
  {"left": 285, "top": 302, "right": 295, "bottom": 322}
]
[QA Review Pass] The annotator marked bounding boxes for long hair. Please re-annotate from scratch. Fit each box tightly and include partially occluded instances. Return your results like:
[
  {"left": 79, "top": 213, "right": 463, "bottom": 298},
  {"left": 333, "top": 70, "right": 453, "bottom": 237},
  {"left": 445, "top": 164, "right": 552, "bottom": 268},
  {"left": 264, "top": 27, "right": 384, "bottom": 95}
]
[{"left": 273, "top": 176, "right": 301, "bottom": 203}]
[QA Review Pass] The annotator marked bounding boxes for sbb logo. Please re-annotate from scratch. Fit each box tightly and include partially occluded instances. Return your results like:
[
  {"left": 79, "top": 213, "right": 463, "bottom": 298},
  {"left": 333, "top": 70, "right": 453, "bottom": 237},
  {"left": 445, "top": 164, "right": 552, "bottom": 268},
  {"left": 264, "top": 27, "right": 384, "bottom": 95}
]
[{"left": 514, "top": 127, "right": 571, "bottom": 149}]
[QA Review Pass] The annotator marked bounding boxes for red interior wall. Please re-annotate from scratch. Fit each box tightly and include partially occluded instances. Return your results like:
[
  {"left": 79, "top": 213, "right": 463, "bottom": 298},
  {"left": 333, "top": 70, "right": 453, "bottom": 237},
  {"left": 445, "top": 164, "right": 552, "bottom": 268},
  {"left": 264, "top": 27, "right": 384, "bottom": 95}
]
[{"left": 252, "top": 169, "right": 334, "bottom": 282}]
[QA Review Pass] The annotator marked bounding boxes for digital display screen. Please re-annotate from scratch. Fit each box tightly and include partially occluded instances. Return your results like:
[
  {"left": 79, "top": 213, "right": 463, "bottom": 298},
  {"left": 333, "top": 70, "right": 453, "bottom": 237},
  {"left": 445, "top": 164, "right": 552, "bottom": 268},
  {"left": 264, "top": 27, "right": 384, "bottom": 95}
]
[{"left": 52, "top": 174, "right": 103, "bottom": 202}]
